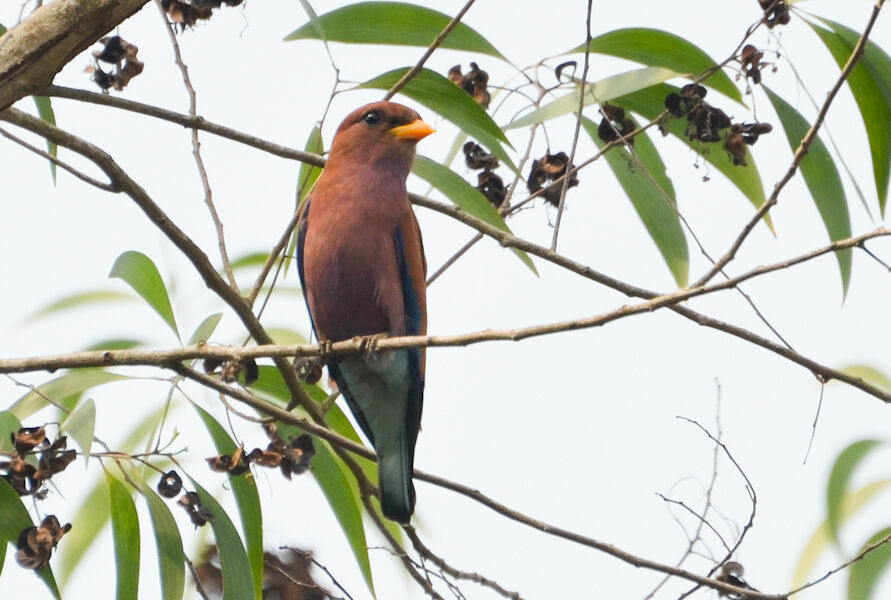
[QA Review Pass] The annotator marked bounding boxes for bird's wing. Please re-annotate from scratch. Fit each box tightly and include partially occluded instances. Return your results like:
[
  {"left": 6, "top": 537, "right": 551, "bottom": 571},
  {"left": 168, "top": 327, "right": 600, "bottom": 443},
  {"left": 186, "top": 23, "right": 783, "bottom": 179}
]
[
  {"left": 295, "top": 197, "right": 317, "bottom": 338},
  {"left": 393, "top": 220, "right": 425, "bottom": 450}
]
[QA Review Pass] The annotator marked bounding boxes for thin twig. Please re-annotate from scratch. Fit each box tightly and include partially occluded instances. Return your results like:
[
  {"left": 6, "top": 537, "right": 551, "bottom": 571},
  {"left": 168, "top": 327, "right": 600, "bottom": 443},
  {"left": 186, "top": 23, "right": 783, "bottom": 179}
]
[
  {"left": 154, "top": 0, "right": 237, "bottom": 291},
  {"left": 549, "top": 0, "right": 593, "bottom": 251},
  {"left": 404, "top": 526, "right": 524, "bottom": 600},
  {"left": 694, "top": 0, "right": 886, "bottom": 287},
  {"left": 0, "top": 126, "right": 118, "bottom": 191},
  {"left": 382, "top": 0, "right": 477, "bottom": 100}
]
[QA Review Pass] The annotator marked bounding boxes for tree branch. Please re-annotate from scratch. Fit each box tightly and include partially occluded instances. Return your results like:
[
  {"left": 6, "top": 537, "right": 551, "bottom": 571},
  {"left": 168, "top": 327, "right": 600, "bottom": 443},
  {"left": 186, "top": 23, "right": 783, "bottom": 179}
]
[{"left": 0, "top": 0, "right": 149, "bottom": 110}]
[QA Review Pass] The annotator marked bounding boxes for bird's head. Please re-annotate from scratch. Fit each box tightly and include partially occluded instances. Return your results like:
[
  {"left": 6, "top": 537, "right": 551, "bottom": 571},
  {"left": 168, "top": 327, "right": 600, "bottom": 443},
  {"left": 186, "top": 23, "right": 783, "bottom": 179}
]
[{"left": 326, "top": 101, "right": 435, "bottom": 177}]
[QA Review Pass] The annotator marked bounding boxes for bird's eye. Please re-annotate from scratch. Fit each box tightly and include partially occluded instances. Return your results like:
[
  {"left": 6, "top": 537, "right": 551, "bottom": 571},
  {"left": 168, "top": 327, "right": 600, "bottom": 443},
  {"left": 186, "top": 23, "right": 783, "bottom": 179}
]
[{"left": 362, "top": 110, "right": 383, "bottom": 126}]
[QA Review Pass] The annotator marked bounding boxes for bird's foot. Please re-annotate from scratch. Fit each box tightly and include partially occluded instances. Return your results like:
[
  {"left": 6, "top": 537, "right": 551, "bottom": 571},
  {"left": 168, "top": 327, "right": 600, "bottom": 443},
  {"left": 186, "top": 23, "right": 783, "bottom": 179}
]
[
  {"left": 316, "top": 338, "right": 333, "bottom": 363},
  {"left": 356, "top": 333, "right": 386, "bottom": 361}
]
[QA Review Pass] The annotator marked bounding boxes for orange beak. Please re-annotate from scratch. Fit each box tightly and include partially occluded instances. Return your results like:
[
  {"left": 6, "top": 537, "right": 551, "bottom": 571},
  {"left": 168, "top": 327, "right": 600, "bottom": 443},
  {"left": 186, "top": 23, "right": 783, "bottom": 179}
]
[{"left": 390, "top": 119, "right": 435, "bottom": 141}]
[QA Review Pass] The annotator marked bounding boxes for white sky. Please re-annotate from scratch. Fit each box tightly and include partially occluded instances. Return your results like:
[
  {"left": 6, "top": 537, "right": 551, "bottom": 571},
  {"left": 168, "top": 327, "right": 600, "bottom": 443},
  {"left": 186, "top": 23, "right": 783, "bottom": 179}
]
[{"left": 2, "top": 1, "right": 891, "bottom": 599}]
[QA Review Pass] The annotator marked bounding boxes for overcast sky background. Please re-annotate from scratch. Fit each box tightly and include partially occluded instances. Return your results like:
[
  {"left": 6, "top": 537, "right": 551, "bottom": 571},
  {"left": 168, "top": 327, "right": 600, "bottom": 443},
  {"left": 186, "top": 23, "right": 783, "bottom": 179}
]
[{"left": 2, "top": 1, "right": 891, "bottom": 598}]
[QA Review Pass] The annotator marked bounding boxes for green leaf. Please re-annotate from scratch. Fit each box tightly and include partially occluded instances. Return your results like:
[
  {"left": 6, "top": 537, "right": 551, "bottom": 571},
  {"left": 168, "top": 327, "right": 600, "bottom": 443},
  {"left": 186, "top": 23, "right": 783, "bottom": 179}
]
[
  {"left": 190, "top": 479, "right": 255, "bottom": 600},
  {"left": 109, "top": 251, "right": 180, "bottom": 339},
  {"left": 230, "top": 252, "right": 270, "bottom": 271},
  {"left": 838, "top": 365, "right": 891, "bottom": 392},
  {"left": 412, "top": 155, "right": 537, "bottom": 275},
  {"left": 0, "top": 411, "right": 22, "bottom": 452},
  {"left": 359, "top": 67, "right": 516, "bottom": 172},
  {"left": 285, "top": 1, "right": 505, "bottom": 59},
  {"left": 582, "top": 118, "right": 689, "bottom": 286},
  {"left": 287, "top": 122, "right": 326, "bottom": 276},
  {"left": 849, "top": 526, "right": 891, "bottom": 600},
  {"left": 28, "top": 290, "right": 136, "bottom": 321},
  {"left": 188, "top": 312, "right": 223, "bottom": 346},
  {"left": 61, "top": 398, "right": 96, "bottom": 457},
  {"left": 614, "top": 83, "right": 771, "bottom": 229},
  {"left": 82, "top": 339, "right": 144, "bottom": 351},
  {"left": 567, "top": 28, "right": 743, "bottom": 103},
  {"left": 191, "top": 403, "right": 263, "bottom": 599},
  {"left": 278, "top": 422, "right": 375, "bottom": 596},
  {"left": 32, "top": 96, "right": 57, "bottom": 182},
  {"left": 9, "top": 370, "right": 131, "bottom": 420},
  {"left": 265, "top": 327, "right": 309, "bottom": 345},
  {"left": 809, "top": 19, "right": 891, "bottom": 216},
  {"left": 505, "top": 67, "right": 681, "bottom": 130},
  {"left": 792, "top": 479, "right": 891, "bottom": 588},
  {"left": 105, "top": 470, "right": 140, "bottom": 600},
  {"left": 58, "top": 409, "right": 167, "bottom": 585},
  {"left": 827, "top": 440, "right": 883, "bottom": 546},
  {"left": 295, "top": 0, "right": 325, "bottom": 40},
  {"left": 141, "top": 482, "right": 185, "bottom": 600},
  {"left": 297, "top": 123, "right": 324, "bottom": 204},
  {"left": 765, "top": 87, "right": 853, "bottom": 297},
  {"left": 0, "top": 478, "right": 62, "bottom": 599}
]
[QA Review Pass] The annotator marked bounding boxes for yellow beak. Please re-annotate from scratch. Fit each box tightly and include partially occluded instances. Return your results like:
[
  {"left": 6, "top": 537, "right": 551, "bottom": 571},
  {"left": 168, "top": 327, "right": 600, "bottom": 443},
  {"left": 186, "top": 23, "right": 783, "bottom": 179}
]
[{"left": 390, "top": 119, "right": 435, "bottom": 141}]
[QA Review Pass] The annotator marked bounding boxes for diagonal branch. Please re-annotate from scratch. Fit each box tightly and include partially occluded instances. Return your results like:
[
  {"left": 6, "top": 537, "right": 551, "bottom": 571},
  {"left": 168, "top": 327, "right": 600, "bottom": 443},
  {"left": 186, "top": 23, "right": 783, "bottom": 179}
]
[{"left": 693, "top": 0, "right": 887, "bottom": 287}]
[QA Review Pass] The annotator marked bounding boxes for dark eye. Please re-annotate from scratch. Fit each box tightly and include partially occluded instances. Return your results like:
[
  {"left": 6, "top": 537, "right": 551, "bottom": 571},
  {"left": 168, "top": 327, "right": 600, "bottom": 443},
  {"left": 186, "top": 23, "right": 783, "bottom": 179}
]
[{"left": 362, "top": 110, "right": 383, "bottom": 126}]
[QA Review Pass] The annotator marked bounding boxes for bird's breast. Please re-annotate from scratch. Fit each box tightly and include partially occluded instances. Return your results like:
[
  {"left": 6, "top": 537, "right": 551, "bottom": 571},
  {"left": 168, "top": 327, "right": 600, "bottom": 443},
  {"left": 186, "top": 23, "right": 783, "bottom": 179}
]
[{"left": 303, "top": 203, "right": 405, "bottom": 342}]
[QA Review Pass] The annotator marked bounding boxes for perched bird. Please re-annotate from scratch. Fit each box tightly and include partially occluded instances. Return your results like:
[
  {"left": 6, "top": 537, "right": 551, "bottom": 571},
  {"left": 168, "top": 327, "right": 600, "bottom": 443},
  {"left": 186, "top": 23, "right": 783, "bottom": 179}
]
[{"left": 296, "top": 101, "right": 434, "bottom": 523}]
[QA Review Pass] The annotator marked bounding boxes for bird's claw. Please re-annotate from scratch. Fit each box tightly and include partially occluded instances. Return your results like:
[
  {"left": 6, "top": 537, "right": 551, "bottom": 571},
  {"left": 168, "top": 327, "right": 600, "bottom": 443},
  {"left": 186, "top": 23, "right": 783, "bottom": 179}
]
[
  {"left": 357, "top": 333, "right": 386, "bottom": 361},
  {"left": 317, "top": 339, "right": 333, "bottom": 362}
]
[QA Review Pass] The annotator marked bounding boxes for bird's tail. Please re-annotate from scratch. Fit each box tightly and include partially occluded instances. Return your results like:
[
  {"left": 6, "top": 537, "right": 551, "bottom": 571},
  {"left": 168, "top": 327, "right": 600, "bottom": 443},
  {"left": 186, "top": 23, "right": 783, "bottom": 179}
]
[{"left": 378, "top": 431, "right": 415, "bottom": 524}]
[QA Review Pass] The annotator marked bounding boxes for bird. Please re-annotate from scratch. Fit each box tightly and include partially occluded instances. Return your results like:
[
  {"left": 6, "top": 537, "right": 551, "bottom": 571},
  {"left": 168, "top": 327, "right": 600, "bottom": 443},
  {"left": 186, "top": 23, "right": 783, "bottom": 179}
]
[{"left": 296, "top": 101, "right": 434, "bottom": 523}]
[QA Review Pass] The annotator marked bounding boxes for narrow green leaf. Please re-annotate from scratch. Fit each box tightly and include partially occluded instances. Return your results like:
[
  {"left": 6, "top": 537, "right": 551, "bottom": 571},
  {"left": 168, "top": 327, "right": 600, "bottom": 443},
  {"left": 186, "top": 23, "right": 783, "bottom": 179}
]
[
  {"left": 295, "top": 0, "right": 325, "bottom": 39},
  {"left": 849, "top": 526, "right": 891, "bottom": 600},
  {"left": 297, "top": 123, "right": 324, "bottom": 204},
  {"left": 0, "top": 23, "right": 6, "bottom": 35},
  {"left": 0, "top": 478, "right": 62, "bottom": 599},
  {"left": 810, "top": 19, "right": 891, "bottom": 216},
  {"left": 265, "top": 327, "right": 309, "bottom": 345},
  {"left": 792, "top": 480, "right": 891, "bottom": 588},
  {"left": 765, "top": 87, "right": 853, "bottom": 296},
  {"left": 0, "top": 411, "right": 21, "bottom": 575},
  {"left": 9, "top": 370, "right": 130, "bottom": 420},
  {"left": 58, "top": 409, "right": 167, "bottom": 585},
  {"left": 190, "top": 479, "right": 255, "bottom": 600},
  {"left": 359, "top": 68, "right": 516, "bottom": 172},
  {"left": 82, "top": 339, "right": 144, "bottom": 351},
  {"left": 505, "top": 67, "right": 680, "bottom": 130},
  {"left": 287, "top": 122, "right": 326, "bottom": 276},
  {"left": 61, "top": 398, "right": 96, "bottom": 458},
  {"left": 188, "top": 312, "right": 223, "bottom": 346},
  {"left": 28, "top": 290, "right": 136, "bottom": 321},
  {"left": 614, "top": 83, "right": 771, "bottom": 229},
  {"left": 0, "top": 411, "right": 22, "bottom": 452},
  {"left": 827, "top": 440, "right": 883, "bottom": 545},
  {"left": 109, "top": 251, "right": 180, "bottom": 339},
  {"left": 285, "top": 1, "right": 505, "bottom": 59},
  {"left": 567, "top": 28, "right": 743, "bottom": 103},
  {"left": 277, "top": 422, "right": 375, "bottom": 596},
  {"left": 32, "top": 95, "right": 57, "bottom": 182},
  {"left": 412, "top": 155, "right": 537, "bottom": 275},
  {"left": 105, "top": 470, "right": 140, "bottom": 600},
  {"left": 191, "top": 403, "right": 263, "bottom": 599},
  {"left": 141, "top": 483, "right": 185, "bottom": 600},
  {"left": 582, "top": 117, "right": 689, "bottom": 286},
  {"left": 838, "top": 365, "right": 891, "bottom": 392},
  {"left": 230, "top": 252, "right": 270, "bottom": 272}
]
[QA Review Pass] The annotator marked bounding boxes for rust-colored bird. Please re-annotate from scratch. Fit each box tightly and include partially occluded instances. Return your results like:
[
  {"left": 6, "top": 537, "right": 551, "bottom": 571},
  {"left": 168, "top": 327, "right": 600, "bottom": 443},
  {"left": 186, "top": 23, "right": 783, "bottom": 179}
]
[{"left": 296, "top": 102, "right": 434, "bottom": 523}]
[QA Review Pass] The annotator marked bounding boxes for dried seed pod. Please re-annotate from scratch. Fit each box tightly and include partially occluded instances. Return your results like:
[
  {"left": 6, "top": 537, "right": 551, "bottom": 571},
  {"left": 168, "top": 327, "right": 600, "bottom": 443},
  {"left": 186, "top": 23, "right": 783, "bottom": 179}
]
[
  {"left": 157, "top": 470, "right": 184, "bottom": 498},
  {"left": 294, "top": 357, "right": 323, "bottom": 385},
  {"left": 463, "top": 141, "right": 499, "bottom": 171},
  {"left": 597, "top": 104, "right": 635, "bottom": 145},
  {"left": 477, "top": 170, "right": 507, "bottom": 208}
]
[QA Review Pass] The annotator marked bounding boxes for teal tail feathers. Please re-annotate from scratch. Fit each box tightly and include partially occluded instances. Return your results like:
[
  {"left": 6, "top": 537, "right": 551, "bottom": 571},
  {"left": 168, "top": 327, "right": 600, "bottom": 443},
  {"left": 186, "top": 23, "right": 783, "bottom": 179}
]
[{"left": 378, "top": 432, "right": 415, "bottom": 524}]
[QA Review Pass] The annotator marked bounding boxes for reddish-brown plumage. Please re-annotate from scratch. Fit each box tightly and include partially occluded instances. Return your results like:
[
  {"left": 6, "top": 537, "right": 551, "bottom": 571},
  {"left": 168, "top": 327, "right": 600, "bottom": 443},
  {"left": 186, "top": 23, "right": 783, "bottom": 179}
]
[{"left": 296, "top": 101, "right": 432, "bottom": 522}]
